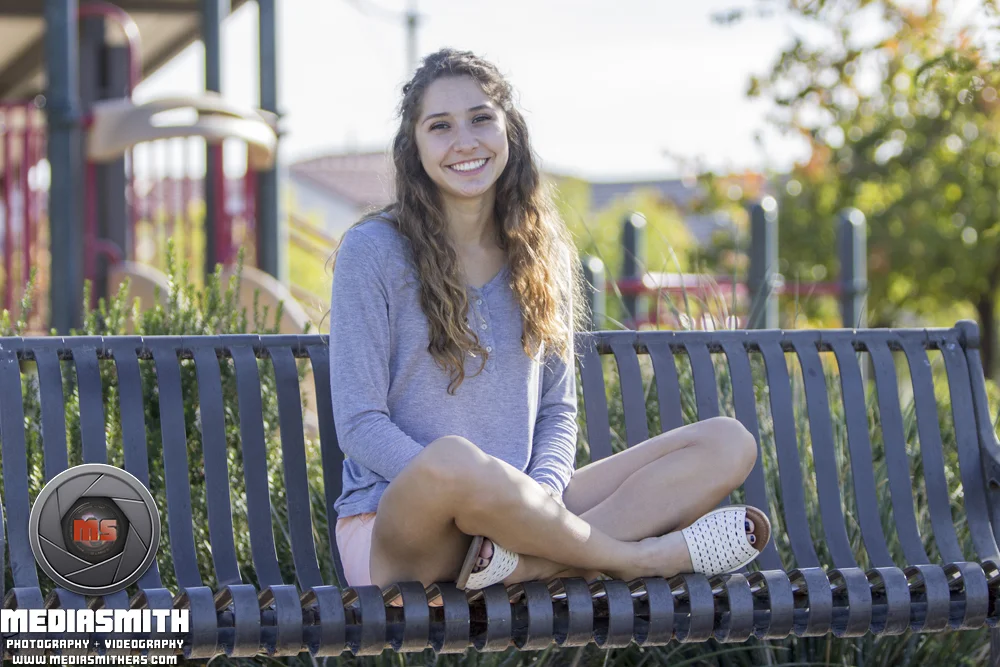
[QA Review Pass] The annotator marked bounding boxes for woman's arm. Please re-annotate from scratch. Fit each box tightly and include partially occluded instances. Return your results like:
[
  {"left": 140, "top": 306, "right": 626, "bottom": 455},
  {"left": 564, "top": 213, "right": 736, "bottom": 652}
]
[
  {"left": 329, "top": 228, "right": 425, "bottom": 481},
  {"left": 526, "top": 345, "right": 579, "bottom": 498}
]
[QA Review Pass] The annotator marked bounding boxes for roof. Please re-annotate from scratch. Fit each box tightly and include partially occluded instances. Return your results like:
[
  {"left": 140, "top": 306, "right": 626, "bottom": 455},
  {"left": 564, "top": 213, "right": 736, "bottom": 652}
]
[
  {"left": 0, "top": 0, "right": 251, "bottom": 100},
  {"left": 289, "top": 151, "right": 396, "bottom": 210}
]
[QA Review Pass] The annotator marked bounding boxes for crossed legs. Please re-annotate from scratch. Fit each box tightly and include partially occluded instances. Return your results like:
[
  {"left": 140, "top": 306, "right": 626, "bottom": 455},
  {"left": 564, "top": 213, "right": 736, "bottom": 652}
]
[{"left": 367, "top": 416, "right": 760, "bottom": 589}]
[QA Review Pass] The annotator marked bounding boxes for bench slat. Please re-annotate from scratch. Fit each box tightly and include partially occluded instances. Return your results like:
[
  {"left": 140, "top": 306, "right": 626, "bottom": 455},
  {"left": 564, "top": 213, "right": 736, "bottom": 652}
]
[
  {"left": 939, "top": 339, "right": 1000, "bottom": 561},
  {"left": 151, "top": 344, "right": 205, "bottom": 589},
  {"left": 0, "top": 344, "right": 41, "bottom": 589},
  {"left": 109, "top": 339, "right": 167, "bottom": 591},
  {"left": 719, "top": 339, "right": 783, "bottom": 571},
  {"left": 646, "top": 340, "right": 684, "bottom": 433},
  {"left": 899, "top": 340, "right": 966, "bottom": 563},
  {"left": 307, "top": 343, "right": 347, "bottom": 586},
  {"left": 830, "top": 339, "right": 894, "bottom": 568},
  {"left": 34, "top": 348, "right": 69, "bottom": 479},
  {"left": 758, "top": 338, "right": 821, "bottom": 568},
  {"left": 270, "top": 345, "right": 325, "bottom": 590},
  {"left": 794, "top": 341, "right": 857, "bottom": 569},
  {"left": 231, "top": 344, "right": 286, "bottom": 588},
  {"left": 609, "top": 337, "right": 649, "bottom": 447},
  {"left": 578, "top": 340, "right": 614, "bottom": 461},
  {"left": 684, "top": 342, "right": 720, "bottom": 421},
  {"left": 867, "top": 339, "right": 930, "bottom": 565},
  {"left": 192, "top": 346, "right": 243, "bottom": 588},
  {"left": 74, "top": 344, "right": 108, "bottom": 464}
]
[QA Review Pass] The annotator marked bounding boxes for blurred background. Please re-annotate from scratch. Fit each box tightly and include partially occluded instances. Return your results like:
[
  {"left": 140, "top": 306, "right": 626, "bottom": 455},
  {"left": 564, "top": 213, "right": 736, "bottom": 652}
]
[{"left": 2, "top": 0, "right": 1000, "bottom": 379}]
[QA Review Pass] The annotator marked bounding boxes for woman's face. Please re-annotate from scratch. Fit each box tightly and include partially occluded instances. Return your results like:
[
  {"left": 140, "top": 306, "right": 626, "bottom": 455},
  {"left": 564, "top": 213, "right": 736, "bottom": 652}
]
[{"left": 414, "top": 75, "right": 510, "bottom": 203}]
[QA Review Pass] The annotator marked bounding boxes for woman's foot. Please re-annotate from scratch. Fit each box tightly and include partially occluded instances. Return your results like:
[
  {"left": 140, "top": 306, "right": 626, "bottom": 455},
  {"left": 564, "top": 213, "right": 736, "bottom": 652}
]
[
  {"left": 618, "top": 512, "right": 764, "bottom": 580},
  {"left": 471, "top": 514, "right": 761, "bottom": 585}
]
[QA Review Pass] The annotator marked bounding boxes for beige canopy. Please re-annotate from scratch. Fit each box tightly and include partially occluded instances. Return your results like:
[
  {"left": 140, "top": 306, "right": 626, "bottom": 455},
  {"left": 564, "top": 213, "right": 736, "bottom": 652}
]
[{"left": 86, "top": 92, "right": 278, "bottom": 169}]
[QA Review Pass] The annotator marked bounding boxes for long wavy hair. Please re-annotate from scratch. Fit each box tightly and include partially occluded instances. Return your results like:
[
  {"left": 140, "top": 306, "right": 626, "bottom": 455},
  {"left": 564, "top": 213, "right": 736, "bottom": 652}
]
[{"left": 335, "top": 48, "right": 585, "bottom": 394}]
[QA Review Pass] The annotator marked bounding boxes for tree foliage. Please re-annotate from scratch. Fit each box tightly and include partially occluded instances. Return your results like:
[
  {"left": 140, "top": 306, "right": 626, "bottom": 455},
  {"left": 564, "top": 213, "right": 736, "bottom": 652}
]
[{"left": 714, "top": 0, "right": 1000, "bottom": 374}]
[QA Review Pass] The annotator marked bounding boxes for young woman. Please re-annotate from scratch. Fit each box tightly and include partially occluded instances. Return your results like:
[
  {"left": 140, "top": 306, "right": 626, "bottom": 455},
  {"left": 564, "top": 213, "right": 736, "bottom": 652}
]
[{"left": 329, "top": 48, "right": 770, "bottom": 593}]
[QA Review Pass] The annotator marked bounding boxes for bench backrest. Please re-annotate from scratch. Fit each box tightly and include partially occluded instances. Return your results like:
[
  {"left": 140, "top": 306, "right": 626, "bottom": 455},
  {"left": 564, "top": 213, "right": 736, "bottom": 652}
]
[
  {"left": 1, "top": 321, "right": 998, "bottom": 601},
  {"left": 576, "top": 320, "right": 1000, "bottom": 574}
]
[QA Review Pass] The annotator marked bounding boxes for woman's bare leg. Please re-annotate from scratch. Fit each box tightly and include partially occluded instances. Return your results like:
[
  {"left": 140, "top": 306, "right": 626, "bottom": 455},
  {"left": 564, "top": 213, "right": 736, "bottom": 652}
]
[
  {"left": 504, "top": 416, "right": 760, "bottom": 583},
  {"left": 368, "top": 416, "right": 759, "bottom": 588},
  {"left": 368, "top": 436, "right": 650, "bottom": 588}
]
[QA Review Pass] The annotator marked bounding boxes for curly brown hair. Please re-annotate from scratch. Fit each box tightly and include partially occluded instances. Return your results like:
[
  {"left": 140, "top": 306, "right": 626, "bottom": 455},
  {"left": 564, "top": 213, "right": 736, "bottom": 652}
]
[{"left": 336, "top": 48, "right": 585, "bottom": 394}]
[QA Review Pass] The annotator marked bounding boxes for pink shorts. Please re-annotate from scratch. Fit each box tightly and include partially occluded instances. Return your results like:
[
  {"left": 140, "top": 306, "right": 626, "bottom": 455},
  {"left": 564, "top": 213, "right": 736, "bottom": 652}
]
[
  {"left": 335, "top": 512, "right": 377, "bottom": 587},
  {"left": 334, "top": 512, "right": 448, "bottom": 607}
]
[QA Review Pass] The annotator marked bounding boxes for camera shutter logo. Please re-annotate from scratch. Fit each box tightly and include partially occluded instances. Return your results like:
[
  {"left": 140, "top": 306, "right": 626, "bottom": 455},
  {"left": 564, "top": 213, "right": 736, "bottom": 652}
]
[{"left": 29, "top": 464, "right": 161, "bottom": 596}]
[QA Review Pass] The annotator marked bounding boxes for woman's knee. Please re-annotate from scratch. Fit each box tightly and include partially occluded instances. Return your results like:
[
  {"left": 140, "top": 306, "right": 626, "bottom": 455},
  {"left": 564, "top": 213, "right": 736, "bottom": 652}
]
[
  {"left": 407, "top": 435, "right": 492, "bottom": 495},
  {"left": 699, "top": 416, "right": 758, "bottom": 478}
]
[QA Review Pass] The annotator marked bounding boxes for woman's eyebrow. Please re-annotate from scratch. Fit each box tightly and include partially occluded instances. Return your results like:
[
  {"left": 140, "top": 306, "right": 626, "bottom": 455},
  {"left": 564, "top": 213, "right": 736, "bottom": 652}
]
[{"left": 421, "top": 104, "right": 493, "bottom": 124}]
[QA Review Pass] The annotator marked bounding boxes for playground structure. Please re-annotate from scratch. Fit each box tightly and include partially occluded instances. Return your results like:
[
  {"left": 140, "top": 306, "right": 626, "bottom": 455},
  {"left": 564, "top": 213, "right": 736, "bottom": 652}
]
[
  {"left": 0, "top": 0, "right": 318, "bottom": 335},
  {"left": 583, "top": 201, "right": 868, "bottom": 331}
]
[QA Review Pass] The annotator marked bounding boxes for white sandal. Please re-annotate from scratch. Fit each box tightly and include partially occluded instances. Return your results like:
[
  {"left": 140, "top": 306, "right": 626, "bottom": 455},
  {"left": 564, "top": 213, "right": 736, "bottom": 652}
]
[
  {"left": 455, "top": 535, "right": 520, "bottom": 590},
  {"left": 681, "top": 505, "right": 770, "bottom": 577}
]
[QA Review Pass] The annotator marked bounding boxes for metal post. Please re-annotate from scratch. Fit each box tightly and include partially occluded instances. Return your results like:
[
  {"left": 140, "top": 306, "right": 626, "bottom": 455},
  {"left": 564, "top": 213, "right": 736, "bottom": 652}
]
[
  {"left": 202, "top": 0, "right": 229, "bottom": 280},
  {"left": 839, "top": 208, "right": 867, "bottom": 329},
  {"left": 101, "top": 45, "right": 130, "bottom": 265},
  {"left": 46, "top": 0, "right": 83, "bottom": 334},
  {"left": 622, "top": 212, "right": 646, "bottom": 328},
  {"left": 747, "top": 199, "right": 779, "bottom": 329},
  {"left": 256, "top": 0, "right": 283, "bottom": 281},
  {"left": 581, "top": 255, "right": 606, "bottom": 331}
]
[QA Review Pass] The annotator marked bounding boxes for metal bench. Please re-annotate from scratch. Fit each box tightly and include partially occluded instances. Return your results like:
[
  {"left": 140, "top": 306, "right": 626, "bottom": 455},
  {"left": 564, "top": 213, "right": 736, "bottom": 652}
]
[{"left": 1, "top": 320, "right": 998, "bottom": 660}]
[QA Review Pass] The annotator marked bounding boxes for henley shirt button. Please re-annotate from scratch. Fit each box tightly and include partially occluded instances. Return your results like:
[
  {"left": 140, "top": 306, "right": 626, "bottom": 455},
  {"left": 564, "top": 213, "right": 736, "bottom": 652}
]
[
  {"left": 487, "top": 346, "right": 493, "bottom": 352},
  {"left": 480, "top": 323, "right": 488, "bottom": 330},
  {"left": 476, "top": 299, "right": 482, "bottom": 305}
]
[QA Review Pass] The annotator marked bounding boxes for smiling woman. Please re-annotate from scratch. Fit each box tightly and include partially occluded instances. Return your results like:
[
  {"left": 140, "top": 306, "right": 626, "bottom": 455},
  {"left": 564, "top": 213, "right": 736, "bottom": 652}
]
[{"left": 326, "top": 48, "right": 770, "bottom": 598}]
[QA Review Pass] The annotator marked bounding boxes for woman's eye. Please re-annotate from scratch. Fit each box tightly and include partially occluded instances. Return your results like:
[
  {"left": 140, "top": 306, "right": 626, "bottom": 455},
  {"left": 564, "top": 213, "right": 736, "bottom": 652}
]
[
  {"left": 473, "top": 115, "right": 492, "bottom": 123},
  {"left": 430, "top": 122, "right": 449, "bottom": 131}
]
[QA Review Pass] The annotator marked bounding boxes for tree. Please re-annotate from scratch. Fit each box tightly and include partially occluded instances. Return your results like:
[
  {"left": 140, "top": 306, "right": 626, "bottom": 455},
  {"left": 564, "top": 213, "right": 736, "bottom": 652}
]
[{"left": 715, "top": 0, "right": 1000, "bottom": 376}]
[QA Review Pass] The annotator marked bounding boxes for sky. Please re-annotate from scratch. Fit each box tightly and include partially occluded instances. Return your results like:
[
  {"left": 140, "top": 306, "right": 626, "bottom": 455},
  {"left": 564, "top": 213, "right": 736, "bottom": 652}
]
[{"left": 135, "top": 0, "right": 814, "bottom": 182}]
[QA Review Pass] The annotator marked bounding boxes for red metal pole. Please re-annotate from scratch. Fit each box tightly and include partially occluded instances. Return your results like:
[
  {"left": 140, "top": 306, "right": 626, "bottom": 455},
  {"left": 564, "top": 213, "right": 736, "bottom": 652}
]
[
  {"left": 20, "top": 113, "right": 30, "bottom": 290},
  {"left": 212, "top": 143, "right": 228, "bottom": 266},
  {"left": 4, "top": 119, "right": 14, "bottom": 313},
  {"left": 243, "top": 166, "right": 257, "bottom": 265}
]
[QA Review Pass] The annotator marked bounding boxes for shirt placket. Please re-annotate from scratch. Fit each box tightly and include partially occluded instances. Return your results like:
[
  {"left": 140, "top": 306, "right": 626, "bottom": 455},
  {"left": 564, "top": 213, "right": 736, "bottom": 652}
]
[{"left": 471, "top": 291, "right": 495, "bottom": 373}]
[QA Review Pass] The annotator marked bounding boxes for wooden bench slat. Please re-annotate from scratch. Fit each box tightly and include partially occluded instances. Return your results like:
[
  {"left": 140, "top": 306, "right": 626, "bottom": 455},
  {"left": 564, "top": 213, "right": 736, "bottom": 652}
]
[
  {"left": 609, "top": 336, "right": 649, "bottom": 447},
  {"left": 757, "top": 338, "right": 821, "bottom": 569},
  {"left": 270, "top": 345, "right": 325, "bottom": 591},
  {"left": 192, "top": 346, "right": 243, "bottom": 589},
  {"left": 150, "top": 343, "right": 204, "bottom": 589},
  {"left": 867, "top": 339, "right": 931, "bottom": 565},
  {"left": 230, "top": 344, "right": 286, "bottom": 588}
]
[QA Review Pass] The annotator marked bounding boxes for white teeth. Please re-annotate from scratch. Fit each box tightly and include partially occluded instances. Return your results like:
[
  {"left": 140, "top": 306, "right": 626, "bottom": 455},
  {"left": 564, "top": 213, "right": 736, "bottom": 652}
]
[{"left": 450, "top": 158, "right": 487, "bottom": 172}]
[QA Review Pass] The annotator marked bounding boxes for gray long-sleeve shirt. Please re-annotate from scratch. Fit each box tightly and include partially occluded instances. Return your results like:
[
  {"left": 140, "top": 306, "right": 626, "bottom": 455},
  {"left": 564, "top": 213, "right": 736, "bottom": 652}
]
[{"left": 329, "top": 217, "right": 579, "bottom": 519}]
